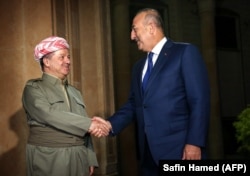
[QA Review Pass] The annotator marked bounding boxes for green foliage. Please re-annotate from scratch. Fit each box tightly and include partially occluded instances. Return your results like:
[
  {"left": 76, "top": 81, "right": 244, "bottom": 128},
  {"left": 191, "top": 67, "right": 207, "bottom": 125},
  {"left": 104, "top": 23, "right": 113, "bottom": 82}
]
[{"left": 233, "top": 107, "right": 250, "bottom": 155}]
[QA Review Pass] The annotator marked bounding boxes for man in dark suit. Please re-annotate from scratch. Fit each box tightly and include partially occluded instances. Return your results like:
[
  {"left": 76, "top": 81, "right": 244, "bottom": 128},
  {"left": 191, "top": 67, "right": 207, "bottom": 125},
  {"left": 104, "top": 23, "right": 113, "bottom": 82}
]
[{"left": 92, "top": 8, "right": 210, "bottom": 176}]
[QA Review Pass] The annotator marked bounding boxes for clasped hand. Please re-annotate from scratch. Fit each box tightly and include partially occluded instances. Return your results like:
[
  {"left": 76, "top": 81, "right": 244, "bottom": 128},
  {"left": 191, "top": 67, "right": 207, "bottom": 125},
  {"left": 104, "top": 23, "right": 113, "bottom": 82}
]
[{"left": 88, "top": 116, "right": 112, "bottom": 137}]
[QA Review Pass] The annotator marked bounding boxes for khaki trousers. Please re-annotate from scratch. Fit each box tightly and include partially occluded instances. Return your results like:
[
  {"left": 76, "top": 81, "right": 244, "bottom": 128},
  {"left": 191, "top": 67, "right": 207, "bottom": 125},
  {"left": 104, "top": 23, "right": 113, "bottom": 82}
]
[{"left": 26, "top": 144, "right": 89, "bottom": 176}]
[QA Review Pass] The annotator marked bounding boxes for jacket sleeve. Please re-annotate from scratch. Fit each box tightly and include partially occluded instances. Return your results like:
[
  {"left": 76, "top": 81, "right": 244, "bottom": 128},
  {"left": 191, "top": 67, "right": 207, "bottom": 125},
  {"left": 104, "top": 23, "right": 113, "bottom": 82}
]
[{"left": 181, "top": 44, "right": 210, "bottom": 147}]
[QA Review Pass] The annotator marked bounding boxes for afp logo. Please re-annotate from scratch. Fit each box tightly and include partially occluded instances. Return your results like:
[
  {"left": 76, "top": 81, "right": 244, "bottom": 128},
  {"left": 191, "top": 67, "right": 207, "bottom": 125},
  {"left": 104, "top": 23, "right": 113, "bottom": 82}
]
[{"left": 222, "top": 164, "right": 246, "bottom": 173}]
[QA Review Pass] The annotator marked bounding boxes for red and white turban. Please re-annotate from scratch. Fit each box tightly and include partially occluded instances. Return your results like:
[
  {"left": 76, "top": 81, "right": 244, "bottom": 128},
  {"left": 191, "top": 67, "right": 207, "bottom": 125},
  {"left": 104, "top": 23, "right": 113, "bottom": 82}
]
[{"left": 34, "top": 36, "right": 69, "bottom": 62}]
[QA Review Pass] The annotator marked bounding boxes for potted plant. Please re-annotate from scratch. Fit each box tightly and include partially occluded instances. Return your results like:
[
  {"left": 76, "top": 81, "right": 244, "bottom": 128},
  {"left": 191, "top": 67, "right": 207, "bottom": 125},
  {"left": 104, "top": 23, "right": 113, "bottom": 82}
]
[{"left": 233, "top": 107, "right": 250, "bottom": 157}]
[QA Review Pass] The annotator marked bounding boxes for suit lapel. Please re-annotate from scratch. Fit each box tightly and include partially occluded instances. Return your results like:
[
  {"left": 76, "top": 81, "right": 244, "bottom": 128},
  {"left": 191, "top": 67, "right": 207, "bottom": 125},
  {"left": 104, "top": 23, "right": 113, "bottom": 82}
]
[{"left": 144, "top": 39, "right": 174, "bottom": 94}]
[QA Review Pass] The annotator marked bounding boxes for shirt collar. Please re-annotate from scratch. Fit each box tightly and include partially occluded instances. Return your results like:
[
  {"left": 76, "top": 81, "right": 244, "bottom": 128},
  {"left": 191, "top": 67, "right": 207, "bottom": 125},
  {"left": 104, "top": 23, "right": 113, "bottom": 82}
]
[
  {"left": 42, "top": 73, "right": 68, "bottom": 86},
  {"left": 151, "top": 37, "right": 167, "bottom": 55}
]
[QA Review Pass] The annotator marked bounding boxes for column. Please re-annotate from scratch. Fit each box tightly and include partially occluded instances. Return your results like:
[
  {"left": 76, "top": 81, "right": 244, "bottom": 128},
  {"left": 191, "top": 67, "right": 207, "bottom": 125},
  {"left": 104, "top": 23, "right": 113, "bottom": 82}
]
[
  {"left": 111, "top": 0, "right": 139, "bottom": 176},
  {"left": 197, "top": 0, "right": 224, "bottom": 159}
]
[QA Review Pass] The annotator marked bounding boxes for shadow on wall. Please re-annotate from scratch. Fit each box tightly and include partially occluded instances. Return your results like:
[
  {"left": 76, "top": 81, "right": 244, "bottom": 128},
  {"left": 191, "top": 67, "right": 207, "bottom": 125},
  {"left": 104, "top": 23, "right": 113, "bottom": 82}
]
[{"left": 0, "top": 109, "right": 29, "bottom": 176}]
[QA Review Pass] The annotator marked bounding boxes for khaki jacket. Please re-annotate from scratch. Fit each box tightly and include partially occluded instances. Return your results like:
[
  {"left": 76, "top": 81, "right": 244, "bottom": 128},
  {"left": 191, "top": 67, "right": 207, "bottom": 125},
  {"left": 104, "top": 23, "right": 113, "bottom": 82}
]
[{"left": 22, "top": 73, "right": 98, "bottom": 167}]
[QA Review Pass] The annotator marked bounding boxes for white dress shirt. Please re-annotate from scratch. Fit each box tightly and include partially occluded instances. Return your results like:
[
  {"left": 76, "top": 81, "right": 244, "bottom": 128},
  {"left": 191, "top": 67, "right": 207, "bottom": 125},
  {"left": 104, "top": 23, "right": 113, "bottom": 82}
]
[{"left": 142, "top": 37, "right": 167, "bottom": 81}]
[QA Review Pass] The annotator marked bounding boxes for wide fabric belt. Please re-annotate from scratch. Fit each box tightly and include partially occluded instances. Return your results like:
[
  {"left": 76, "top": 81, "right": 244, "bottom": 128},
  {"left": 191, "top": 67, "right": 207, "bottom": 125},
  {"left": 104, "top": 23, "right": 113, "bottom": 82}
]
[{"left": 28, "top": 125, "right": 84, "bottom": 147}]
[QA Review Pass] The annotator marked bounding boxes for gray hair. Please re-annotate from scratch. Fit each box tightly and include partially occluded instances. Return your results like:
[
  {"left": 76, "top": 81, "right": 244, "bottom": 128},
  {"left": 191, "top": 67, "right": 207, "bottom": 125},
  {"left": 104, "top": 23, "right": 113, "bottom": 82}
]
[{"left": 136, "top": 8, "right": 164, "bottom": 29}]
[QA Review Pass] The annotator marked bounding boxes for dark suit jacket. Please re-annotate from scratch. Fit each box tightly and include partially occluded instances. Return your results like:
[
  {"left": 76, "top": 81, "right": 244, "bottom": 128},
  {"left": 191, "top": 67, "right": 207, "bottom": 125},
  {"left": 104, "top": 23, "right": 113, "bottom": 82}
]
[{"left": 109, "top": 39, "right": 210, "bottom": 164}]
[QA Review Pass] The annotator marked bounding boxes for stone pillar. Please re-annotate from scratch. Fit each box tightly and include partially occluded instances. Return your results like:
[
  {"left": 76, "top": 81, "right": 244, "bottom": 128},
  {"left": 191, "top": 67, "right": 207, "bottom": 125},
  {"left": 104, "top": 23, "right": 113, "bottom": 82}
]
[
  {"left": 197, "top": 0, "right": 224, "bottom": 159},
  {"left": 111, "top": 0, "right": 139, "bottom": 175},
  {"left": 0, "top": 0, "right": 52, "bottom": 176},
  {"left": 76, "top": 0, "right": 118, "bottom": 175}
]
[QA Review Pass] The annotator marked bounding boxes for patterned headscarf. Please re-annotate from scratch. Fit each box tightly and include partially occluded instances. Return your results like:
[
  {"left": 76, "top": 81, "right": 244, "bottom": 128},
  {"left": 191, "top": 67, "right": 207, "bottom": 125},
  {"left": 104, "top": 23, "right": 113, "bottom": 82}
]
[{"left": 34, "top": 36, "right": 69, "bottom": 62}]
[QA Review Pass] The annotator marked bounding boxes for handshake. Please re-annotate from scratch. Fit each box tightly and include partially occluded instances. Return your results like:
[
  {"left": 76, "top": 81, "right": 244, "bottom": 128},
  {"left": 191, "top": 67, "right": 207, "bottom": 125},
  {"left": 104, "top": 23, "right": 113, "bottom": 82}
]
[{"left": 88, "top": 116, "right": 112, "bottom": 137}]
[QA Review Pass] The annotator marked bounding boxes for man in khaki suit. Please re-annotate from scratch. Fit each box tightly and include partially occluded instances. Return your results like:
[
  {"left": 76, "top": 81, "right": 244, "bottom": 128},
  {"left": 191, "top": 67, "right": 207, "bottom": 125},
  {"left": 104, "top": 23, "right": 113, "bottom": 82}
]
[{"left": 22, "top": 36, "right": 107, "bottom": 176}]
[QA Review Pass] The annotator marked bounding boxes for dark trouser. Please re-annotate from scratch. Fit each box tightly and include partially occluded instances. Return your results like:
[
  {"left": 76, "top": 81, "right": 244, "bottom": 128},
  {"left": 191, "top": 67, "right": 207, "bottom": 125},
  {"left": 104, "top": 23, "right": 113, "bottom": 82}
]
[{"left": 140, "top": 138, "right": 158, "bottom": 176}]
